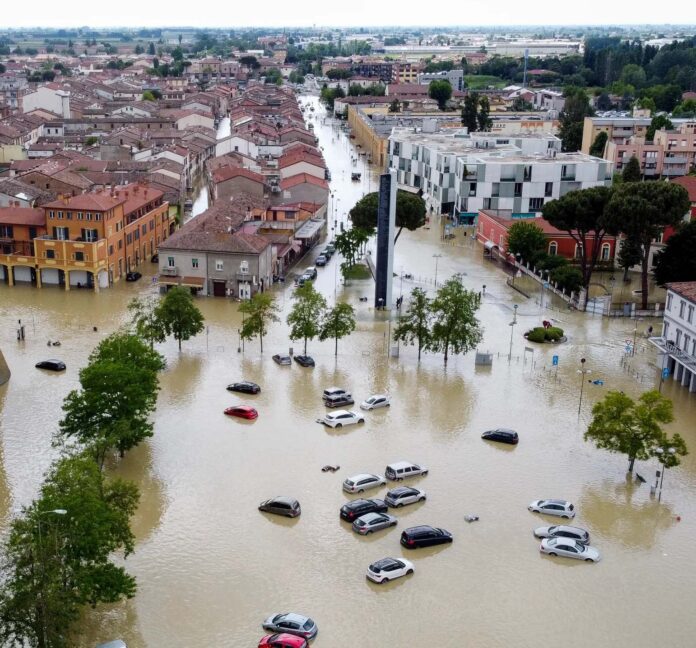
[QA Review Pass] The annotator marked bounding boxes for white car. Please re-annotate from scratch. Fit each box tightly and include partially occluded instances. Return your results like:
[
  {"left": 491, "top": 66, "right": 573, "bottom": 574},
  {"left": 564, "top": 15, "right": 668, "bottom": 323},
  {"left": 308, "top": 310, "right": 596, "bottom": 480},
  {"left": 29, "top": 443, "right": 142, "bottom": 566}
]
[
  {"left": 343, "top": 473, "right": 386, "bottom": 493},
  {"left": 366, "top": 557, "right": 414, "bottom": 584},
  {"left": 323, "top": 409, "right": 364, "bottom": 428},
  {"left": 385, "top": 486, "right": 426, "bottom": 508},
  {"left": 528, "top": 499, "right": 575, "bottom": 519},
  {"left": 540, "top": 537, "right": 601, "bottom": 562},
  {"left": 360, "top": 394, "right": 391, "bottom": 410}
]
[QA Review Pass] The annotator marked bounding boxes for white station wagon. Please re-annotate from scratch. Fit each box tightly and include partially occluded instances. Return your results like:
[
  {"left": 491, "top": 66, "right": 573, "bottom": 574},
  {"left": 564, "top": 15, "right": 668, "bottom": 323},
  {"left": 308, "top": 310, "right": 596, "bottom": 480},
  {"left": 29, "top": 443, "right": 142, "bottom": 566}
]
[
  {"left": 343, "top": 473, "right": 387, "bottom": 493},
  {"left": 323, "top": 410, "right": 365, "bottom": 428},
  {"left": 528, "top": 499, "right": 576, "bottom": 519}
]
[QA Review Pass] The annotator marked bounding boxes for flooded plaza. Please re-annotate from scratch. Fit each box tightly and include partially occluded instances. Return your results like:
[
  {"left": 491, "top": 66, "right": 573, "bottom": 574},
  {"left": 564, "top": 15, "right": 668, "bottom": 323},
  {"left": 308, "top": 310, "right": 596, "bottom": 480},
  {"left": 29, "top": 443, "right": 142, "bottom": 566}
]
[{"left": 1, "top": 97, "right": 695, "bottom": 648}]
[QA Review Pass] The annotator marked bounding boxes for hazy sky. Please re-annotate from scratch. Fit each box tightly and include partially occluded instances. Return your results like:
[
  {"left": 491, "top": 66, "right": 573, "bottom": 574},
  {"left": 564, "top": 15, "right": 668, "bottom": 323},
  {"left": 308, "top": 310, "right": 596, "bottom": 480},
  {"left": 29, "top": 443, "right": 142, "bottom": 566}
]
[{"left": 3, "top": 0, "right": 696, "bottom": 29}]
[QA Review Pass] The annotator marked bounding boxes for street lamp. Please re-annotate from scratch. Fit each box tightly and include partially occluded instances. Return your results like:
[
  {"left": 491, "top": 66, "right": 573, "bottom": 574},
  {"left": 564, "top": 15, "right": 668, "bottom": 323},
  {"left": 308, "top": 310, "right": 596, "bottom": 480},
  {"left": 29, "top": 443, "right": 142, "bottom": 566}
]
[
  {"left": 433, "top": 253, "right": 442, "bottom": 287},
  {"left": 653, "top": 446, "right": 676, "bottom": 502},
  {"left": 632, "top": 326, "right": 638, "bottom": 357},
  {"left": 577, "top": 358, "right": 591, "bottom": 415},
  {"left": 37, "top": 509, "right": 67, "bottom": 648},
  {"left": 508, "top": 304, "right": 519, "bottom": 362}
]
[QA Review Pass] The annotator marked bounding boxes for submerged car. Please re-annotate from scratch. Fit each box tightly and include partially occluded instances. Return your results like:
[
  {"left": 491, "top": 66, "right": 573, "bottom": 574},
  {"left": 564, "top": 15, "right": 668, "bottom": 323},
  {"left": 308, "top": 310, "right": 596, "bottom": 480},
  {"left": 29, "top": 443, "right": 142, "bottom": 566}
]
[
  {"left": 315, "top": 255, "right": 327, "bottom": 267},
  {"left": 323, "top": 410, "right": 364, "bottom": 428},
  {"left": 35, "top": 359, "right": 66, "bottom": 372},
  {"left": 227, "top": 381, "right": 261, "bottom": 394},
  {"left": 528, "top": 499, "right": 576, "bottom": 519},
  {"left": 224, "top": 405, "right": 258, "bottom": 420},
  {"left": 323, "top": 387, "right": 348, "bottom": 401},
  {"left": 258, "top": 497, "right": 301, "bottom": 518},
  {"left": 324, "top": 393, "right": 355, "bottom": 409},
  {"left": 385, "top": 486, "right": 426, "bottom": 508},
  {"left": 272, "top": 354, "right": 292, "bottom": 366},
  {"left": 534, "top": 525, "right": 590, "bottom": 544},
  {"left": 366, "top": 557, "right": 414, "bottom": 584},
  {"left": 125, "top": 271, "right": 142, "bottom": 282},
  {"left": 540, "top": 537, "right": 601, "bottom": 562},
  {"left": 294, "top": 355, "right": 315, "bottom": 367},
  {"left": 400, "top": 526, "right": 453, "bottom": 549},
  {"left": 262, "top": 613, "right": 317, "bottom": 640},
  {"left": 340, "top": 498, "right": 388, "bottom": 522},
  {"left": 360, "top": 394, "right": 390, "bottom": 410},
  {"left": 481, "top": 428, "right": 519, "bottom": 445},
  {"left": 352, "top": 511, "right": 397, "bottom": 535},
  {"left": 343, "top": 474, "right": 386, "bottom": 494},
  {"left": 258, "top": 634, "right": 308, "bottom": 648}
]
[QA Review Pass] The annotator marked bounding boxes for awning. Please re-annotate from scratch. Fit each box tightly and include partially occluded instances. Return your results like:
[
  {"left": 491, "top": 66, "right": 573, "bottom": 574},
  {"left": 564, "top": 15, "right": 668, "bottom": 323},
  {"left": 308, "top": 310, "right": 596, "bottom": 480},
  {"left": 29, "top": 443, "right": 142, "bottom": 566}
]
[
  {"left": 158, "top": 275, "right": 205, "bottom": 288},
  {"left": 294, "top": 219, "right": 324, "bottom": 240},
  {"left": 484, "top": 240, "right": 497, "bottom": 250}
]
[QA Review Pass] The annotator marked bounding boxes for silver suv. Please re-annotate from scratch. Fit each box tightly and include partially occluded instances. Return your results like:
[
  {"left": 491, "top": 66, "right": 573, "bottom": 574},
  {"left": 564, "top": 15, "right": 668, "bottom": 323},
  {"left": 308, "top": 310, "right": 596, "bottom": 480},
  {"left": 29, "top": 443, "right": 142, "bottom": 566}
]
[{"left": 528, "top": 499, "right": 576, "bottom": 519}]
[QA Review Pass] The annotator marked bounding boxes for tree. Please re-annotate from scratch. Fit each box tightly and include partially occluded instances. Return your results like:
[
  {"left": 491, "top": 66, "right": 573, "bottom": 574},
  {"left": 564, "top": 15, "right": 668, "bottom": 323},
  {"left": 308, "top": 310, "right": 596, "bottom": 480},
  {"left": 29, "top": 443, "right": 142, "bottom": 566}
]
[
  {"left": 392, "top": 287, "right": 431, "bottom": 361},
  {"left": 595, "top": 92, "right": 612, "bottom": 111},
  {"left": 428, "top": 275, "right": 483, "bottom": 364},
  {"left": 511, "top": 96, "right": 533, "bottom": 111},
  {"left": 461, "top": 92, "right": 478, "bottom": 131},
  {"left": 128, "top": 297, "right": 167, "bottom": 348},
  {"left": 319, "top": 302, "right": 356, "bottom": 356},
  {"left": 617, "top": 235, "right": 643, "bottom": 281},
  {"left": 147, "top": 41, "right": 155, "bottom": 55},
  {"left": 142, "top": 90, "right": 157, "bottom": 102},
  {"left": 0, "top": 454, "right": 138, "bottom": 648},
  {"left": 428, "top": 79, "right": 452, "bottom": 110},
  {"left": 134, "top": 43, "right": 144, "bottom": 54},
  {"left": 388, "top": 98, "right": 401, "bottom": 113},
  {"left": 156, "top": 286, "right": 204, "bottom": 351},
  {"left": 59, "top": 333, "right": 164, "bottom": 466},
  {"left": 506, "top": 220, "right": 547, "bottom": 266},
  {"left": 559, "top": 87, "right": 593, "bottom": 152},
  {"left": 477, "top": 95, "right": 491, "bottom": 131},
  {"left": 589, "top": 131, "right": 608, "bottom": 157},
  {"left": 622, "top": 155, "right": 642, "bottom": 182},
  {"left": 239, "top": 292, "right": 280, "bottom": 353},
  {"left": 348, "top": 190, "right": 426, "bottom": 242},
  {"left": 646, "top": 115, "right": 673, "bottom": 142},
  {"left": 287, "top": 282, "right": 327, "bottom": 355},
  {"left": 654, "top": 221, "right": 696, "bottom": 285},
  {"left": 608, "top": 182, "right": 690, "bottom": 308},
  {"left": 585, "top": 390, "right": 676, "bottom": 473},
  {"left": 542, "top": 186, "right": 616, "bottom": 301},
  {"left": 619, "top": 63, "right": 646, "bottom": 89}
]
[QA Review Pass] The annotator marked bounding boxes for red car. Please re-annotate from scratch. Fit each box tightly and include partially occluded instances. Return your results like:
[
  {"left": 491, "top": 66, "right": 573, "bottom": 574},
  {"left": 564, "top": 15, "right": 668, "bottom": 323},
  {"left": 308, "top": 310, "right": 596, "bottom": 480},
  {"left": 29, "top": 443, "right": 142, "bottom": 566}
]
[
  {"left": 258, "top": 634, "right": 308, "bottom": 648},
  {"left": 224, "top": 405, "right": 258, "bottom": 420}
]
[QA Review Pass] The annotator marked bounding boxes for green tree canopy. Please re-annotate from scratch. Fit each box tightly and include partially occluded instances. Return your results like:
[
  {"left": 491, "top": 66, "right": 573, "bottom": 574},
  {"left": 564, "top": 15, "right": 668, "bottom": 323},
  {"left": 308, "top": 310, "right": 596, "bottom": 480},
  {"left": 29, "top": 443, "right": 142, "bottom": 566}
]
[
  {"left": 608, "top": 182, "right": 690, "bottom": 308},
  {"left": 287, "top": 282, "right": 327, "bottom": 354},
  {"left": 506, "top": 220, "right": 548, "bottom": 266},
  {"left": 542, "top": 186, "right": 616, "bottom": 298},
  {"left": 617, "top": 235, "right": 643, "bottom": 281},
  {"left": 239, "top": 292, "right": 280, "bottom": 353},
  {"left": 319, "top": 302, "right": 356, "bottom": 356},
  {"left": 461, "top": 92, "right": 478, "bottom": 131},
  {"left": 621, "top": 155, "right": 642, "bottom": 182},
  {"left": 393, "top": 287, "right": 432, "bottom": 361},
  {"left": 428, "top": 275, "right": 483, "bottom": 364},
  {"left": 477, "top": 95, "right": 491, "bottom": 131},
  {"left": 348, "top": 190, "right": 426, "bottom": 242},
  {"left": 589, "top": 131, "right": 608, "bottom": 157},
  {"left": 654, "top": 221, "right": 696, "bottom": 285},
  {"left": 156, "top": 286, "right": 205, "bottom": 351},
  {"left": 585, "top": 390, "right": 681, "bottom": 473},
  {"left": 646, "top": 114, "right": 673, "bottom": 142},
  {"left": 428, "top": 79, "right": 452, "bottom": 110},
  {"left": 128, "top": 296, "right": 167, "bottom": 348},
  {"left": 559, "top": 86, "right": 593, "bottom": 152}
]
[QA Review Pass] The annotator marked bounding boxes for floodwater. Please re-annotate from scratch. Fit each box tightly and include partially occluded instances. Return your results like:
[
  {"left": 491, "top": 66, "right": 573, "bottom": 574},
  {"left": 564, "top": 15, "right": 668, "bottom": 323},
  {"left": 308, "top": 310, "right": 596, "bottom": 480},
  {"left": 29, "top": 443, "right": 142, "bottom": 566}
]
[{"left": 1, "top": 97, "right": 696, "bottom": 648}]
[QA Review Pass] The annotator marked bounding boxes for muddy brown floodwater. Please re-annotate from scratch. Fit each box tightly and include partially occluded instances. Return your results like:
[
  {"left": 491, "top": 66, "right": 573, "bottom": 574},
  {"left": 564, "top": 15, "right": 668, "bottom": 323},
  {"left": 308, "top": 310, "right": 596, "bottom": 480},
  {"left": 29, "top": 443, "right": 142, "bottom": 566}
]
[{"left": 1, "top": 96, "right": 695, "bottom": 648}]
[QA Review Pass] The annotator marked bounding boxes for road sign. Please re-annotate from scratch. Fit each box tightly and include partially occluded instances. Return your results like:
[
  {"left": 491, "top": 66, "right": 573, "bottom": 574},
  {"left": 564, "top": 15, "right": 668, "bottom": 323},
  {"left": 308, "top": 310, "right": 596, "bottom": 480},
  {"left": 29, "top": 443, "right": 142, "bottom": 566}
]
[
  {"left": 552, "top": 355, "right": 559, "bottom": 366},
  {"left": 543, "top": 282, "right": 550, "bottom": 288},
  {"left": 662, "top": 367, "right": 670, "bottom": 379}
]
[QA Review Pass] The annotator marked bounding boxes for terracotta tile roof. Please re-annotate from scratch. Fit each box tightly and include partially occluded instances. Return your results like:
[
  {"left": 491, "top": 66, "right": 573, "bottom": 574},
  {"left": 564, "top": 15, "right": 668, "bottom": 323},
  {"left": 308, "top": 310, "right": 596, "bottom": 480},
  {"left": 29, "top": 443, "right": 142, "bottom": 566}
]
[
  {"left": 212, "top": 166, "right": 265, "bottom": 185},
  {"left": 672, "top": 176, "right": 696, "bottom": 202},
  {"left": 279, "top": 150, "right": 325, "bottom": 170},
  {"left": 0, "top": 207, "right": 45, "bottom": 226},
  {"left": 44, "top": 192, "right": 125, "bottom": 211},
  {"left": 666, "top": 282, "right": 696, "bottom": 304},
  {"left": 279, "top": 173, "right": 329, "bottom": 190}
]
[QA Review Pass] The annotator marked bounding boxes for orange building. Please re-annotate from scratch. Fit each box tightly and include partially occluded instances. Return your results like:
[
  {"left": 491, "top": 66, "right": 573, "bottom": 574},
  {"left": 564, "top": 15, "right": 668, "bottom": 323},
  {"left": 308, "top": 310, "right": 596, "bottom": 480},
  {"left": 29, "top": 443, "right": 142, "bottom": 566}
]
[
  {"left": 0, "top": 184, "right": 174, "bottom": 291},
  {"left": 0, "top": 206, "right": 47, "bottom": 285}
]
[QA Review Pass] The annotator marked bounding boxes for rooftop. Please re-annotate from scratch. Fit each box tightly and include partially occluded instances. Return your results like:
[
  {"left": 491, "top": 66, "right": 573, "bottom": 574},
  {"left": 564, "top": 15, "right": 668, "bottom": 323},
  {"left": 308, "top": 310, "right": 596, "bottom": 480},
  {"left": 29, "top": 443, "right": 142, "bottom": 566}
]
[{"left": 667, "top": 282, "right": 696, "bottom": 304}]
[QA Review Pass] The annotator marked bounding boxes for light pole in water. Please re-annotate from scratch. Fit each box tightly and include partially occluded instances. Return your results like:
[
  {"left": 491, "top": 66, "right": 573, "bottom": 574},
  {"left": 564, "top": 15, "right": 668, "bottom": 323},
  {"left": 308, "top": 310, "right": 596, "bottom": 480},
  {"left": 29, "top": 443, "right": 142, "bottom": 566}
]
[
  {"left": 433, "top": 253, "right": 442, "bottom": 287},
  {"left": 577, "top": 358, "right": 591, "bottom": 415},
  {"left": 508, "top": 304, "right": 518, "bottom": 362},
  {"left": 654, "top": 446, "right": 676, "bottom": 502}
]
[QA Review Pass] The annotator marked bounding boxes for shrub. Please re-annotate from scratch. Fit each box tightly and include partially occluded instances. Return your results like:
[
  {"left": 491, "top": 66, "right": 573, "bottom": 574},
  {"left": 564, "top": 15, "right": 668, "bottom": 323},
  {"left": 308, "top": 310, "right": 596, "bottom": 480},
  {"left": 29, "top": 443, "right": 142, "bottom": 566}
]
[
  {"left": 551, "top": 265, "right": 583, "bottom": 293},
  {"left": 526, "top": 327, "right": 547, "bottom": 343},
  {"left": 545, "top": 326, "right": 564, "bottom": 341},
  {"left": 538, "top": 254, "right": 568, "bottom": 272}
]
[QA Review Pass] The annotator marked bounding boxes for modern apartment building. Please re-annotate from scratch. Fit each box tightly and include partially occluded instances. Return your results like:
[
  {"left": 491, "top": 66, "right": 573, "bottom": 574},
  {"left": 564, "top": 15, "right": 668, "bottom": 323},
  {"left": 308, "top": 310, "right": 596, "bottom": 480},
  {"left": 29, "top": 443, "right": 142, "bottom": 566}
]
[
  {"left": 388, "top": 128, "right": 610, "bottom": 215},
  {"left": 650, "top": 282, "right": 696, "bottom": 394},
  {"left": 417, "top": 70, "right": 464, "bottom": 92}
]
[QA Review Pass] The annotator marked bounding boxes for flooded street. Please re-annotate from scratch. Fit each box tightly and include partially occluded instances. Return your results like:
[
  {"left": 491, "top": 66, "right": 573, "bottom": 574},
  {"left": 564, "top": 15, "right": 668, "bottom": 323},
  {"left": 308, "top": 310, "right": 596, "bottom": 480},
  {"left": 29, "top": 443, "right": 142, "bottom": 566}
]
[{"left": 1, "top": 96, "right": 696, "bottom": 648}]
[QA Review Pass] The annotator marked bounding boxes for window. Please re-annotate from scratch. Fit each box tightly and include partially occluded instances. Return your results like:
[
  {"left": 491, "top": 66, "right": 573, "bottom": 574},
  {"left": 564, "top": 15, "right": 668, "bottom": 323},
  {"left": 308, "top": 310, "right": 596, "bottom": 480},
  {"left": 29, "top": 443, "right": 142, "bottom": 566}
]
[
  {"left": 545, "top": 182, "right": 553, "bottom": 197},
  {"left": 57, "top": 211, "right": 63, "bottom": 219},
  {"left": 667, "top": 294, "right": 673, "bottom": 310},
  {"left": 66, "top": 212, "right": 72, "bottom": 220},
  {"left": 216, "top": 260, "right": 224, "bottom": 271},
  {"left": 548, "top": 241, "right": 558, "bottom": 256},
  {"left": 469, "top": 183, "right": 477, "bottom": 197},
  {"left": 77, "top": 212, "right": 83, "bottom": 220},
  {"left": 676, "top": 330, "right": 682, "bottom": 347},
  {"left": 514, "top": 183, "right": 522, "bottom": 197},
  {"left": 118, "top": 239, "right": 123, "bottom": 250},
  {"left": 192, "top": 258, "right": 199, "bottom": 268},
  {"left": 86, "top": 213, "right": 92, "bottom": 221},
  {"left": 688, "top": 305, "right": 694, "bottom": 324},
  {"left": 81, "top": 229, "right": 98, "bottom": 242},
  {"left": 684, "top": 334, "right": 691, "bottom": 352},
  {"left": 74, "top": 251, "right": 84, "bottom": 261},
  {"left": 49, "top": 210, "right": 54, "bottom": 219},
  {"left": 529, "top": 198, "right": 544, "bottom": 211},
  {"left": 0, "top": 225, "right": 13, "bottom": 238},
  {"left": 167, "top": 256, "right": 175, "bottom": 267},
  {"left": 53, "top": 227, "right": 69, "bottom": 240},
  {"left": 45, "top": 249, "right": 55, "bottom": 259},
  {"left": 126, "top": 233, "right": 132, "bottom": 244},
  {"left": 240, "top": 260, "right": 249, "bottom": 274},
  {"left": 679, "top": 301, "right": 686, "bottom": 318},
  {"left": 109, "top": 245, "right": 114, "bottom": 255},
  {"left": 492, "top": 182, "right": 500, "bottom": 197},
  {"left": 601, "top": 243, "right": 611, "bottom": 261},
  {"left": 483, "top": 198, "right": 492, "bottom": 210}
]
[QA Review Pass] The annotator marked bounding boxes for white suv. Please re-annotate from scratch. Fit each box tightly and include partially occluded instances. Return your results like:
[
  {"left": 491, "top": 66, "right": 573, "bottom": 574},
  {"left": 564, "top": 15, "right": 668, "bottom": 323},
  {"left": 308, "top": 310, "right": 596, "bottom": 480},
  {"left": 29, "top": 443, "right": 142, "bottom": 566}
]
[{"left": 323, "top": 410, "right": 364, "bottom": 428}]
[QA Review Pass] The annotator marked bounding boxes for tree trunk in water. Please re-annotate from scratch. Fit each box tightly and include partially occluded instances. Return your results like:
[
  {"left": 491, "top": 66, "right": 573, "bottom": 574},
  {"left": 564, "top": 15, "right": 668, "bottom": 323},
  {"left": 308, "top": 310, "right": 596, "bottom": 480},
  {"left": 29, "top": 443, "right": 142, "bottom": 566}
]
[
  {"left": 260, "top": 334, "right": 263, "bottom": 354},
  {"left": 178, "top": 336, "right": 181, "bottom": 351},
  {"left": 417, "top": 340, "right": 422, "bottom": 362},
  {"left": 444, "top": 343, "right": 449, "bottom": 365},
  {"left": 335, "top": 335, "right": 338, "bottom": 357},
  {"left": 628, "top": 455, "right": 635, "bottom": 473},
  {"left": 641, "top": 251, "right": 650, "bottom": 310},
  {"left": 304, "top": 337, "right": 307, "bottom": 355},
  {"left": 394, "top": 227, "right": 404, "bottom": 243},
  {"left": 623, "top": 264, "right": 630, "bottom": 282}
]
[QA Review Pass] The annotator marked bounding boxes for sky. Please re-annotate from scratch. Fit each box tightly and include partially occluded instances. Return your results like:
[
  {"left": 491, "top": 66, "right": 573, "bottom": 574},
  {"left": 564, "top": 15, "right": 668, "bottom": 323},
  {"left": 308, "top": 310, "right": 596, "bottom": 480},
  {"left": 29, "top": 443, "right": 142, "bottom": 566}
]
[{"left": 2, "top": 0, "right": 696, "bottom": 30}]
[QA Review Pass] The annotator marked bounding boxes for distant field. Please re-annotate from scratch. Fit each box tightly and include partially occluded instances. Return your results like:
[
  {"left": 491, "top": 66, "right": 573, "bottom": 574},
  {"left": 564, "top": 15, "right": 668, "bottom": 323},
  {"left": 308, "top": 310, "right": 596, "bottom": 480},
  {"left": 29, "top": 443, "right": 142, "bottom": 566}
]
[{"left": 464, "top": 75, "right": 507, "bottom": 90}]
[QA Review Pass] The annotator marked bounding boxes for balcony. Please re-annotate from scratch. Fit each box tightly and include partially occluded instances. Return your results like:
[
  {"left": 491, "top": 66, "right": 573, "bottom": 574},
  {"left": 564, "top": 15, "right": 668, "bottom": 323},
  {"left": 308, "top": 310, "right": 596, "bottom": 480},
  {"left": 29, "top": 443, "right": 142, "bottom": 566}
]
[
  {"left": 161, "top": 266, "right": 178, "bottom": 276},
  {"left": 663, "top": 156, "right": 688, "bottom": 164}
]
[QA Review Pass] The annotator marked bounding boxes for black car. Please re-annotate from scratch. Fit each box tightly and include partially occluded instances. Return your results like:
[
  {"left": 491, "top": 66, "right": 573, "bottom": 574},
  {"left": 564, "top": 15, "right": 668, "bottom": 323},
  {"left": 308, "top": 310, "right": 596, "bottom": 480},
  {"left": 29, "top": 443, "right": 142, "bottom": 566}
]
[
  {"left": 340, "top": 498, "right": 388, "bottom": 522},
  {"left": 35, "top": 359, "right": 66, "bottom": 372},
  {"left": 481, "top": 428, "right": 519, "bottom": 445},
  {"left": 259, "top": 497, "right": 301, "bottom": 518},
  {"left": 400, "top": 525, "right": 453, "bottom": 549},
  {"left": 294, "top": 355, "right": 315, "bottom": 367},
  {"left": 125, "top": 271, "right": 142, "bottom": 282},
  {"left": 227, "top": 381, "right": 261, "bottom": 394}
]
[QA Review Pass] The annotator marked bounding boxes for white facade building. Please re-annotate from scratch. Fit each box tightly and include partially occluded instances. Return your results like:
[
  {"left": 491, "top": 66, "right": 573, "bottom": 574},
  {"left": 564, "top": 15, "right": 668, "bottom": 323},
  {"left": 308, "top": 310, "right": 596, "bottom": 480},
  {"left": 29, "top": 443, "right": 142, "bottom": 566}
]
[
  {"left": 650, "top": 282, "right": 696, "bottom": 393},
  {"left": 22, "top": 86, "right": 71, "bottom": 118},
  {"left": 417, "top": 70, "right": 464, "bottom": 92},
  {"left": 389, "top": 128, "right": 611, "bottom": 215}
]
